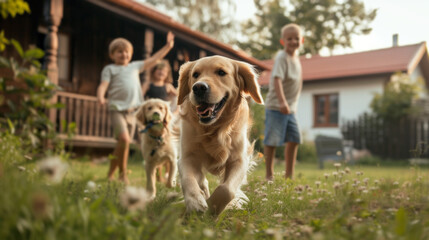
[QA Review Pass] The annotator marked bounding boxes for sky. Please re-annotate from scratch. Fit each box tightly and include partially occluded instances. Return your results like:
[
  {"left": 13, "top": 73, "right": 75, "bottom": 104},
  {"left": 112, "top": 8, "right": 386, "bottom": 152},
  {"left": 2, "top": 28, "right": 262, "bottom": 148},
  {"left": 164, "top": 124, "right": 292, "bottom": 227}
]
[{"left": 235, "top": 0, "right": 429, "bottom": 56}]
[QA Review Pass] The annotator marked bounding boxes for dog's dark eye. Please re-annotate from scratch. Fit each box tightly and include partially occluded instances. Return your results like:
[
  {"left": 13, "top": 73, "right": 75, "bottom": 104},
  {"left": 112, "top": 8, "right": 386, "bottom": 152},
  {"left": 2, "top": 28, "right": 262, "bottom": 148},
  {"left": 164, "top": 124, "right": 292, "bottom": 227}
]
[
  {"left": 192, "top": 72, "right": 199, "bottom": 78},
  {"left": 148, "top": 106, "right": 152, "bottom": 111},
  {"left": 217, "top": 69, "right": 227, "bottom": 76}
]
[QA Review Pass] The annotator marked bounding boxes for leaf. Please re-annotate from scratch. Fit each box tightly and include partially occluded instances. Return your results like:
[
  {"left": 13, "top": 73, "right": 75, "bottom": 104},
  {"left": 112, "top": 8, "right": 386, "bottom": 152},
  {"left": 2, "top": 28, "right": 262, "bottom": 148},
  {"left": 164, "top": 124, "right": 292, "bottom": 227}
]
[
  {"left": 0, "top": 56, "right": 10, "bottom": 67},
  {"left": 90, "top": 197, "right": 104, "bottom": 211},
  {"left": 7, "top": 118, "right": 15, "bottom": 134},
  {"left": 10, "top": 39, "right": 23, "bottom": 57},
  {"left": 395, "top": 207, "right": 408, "bottom": 236},
  {"left": 24, "top": 48, "right": 45, "bottom": 59}
]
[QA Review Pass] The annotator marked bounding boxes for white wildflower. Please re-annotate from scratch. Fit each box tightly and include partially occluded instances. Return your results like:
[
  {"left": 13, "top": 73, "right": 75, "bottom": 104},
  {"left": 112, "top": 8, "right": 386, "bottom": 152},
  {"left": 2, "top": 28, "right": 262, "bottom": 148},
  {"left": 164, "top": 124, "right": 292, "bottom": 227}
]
[
  {"left": 333, "top": 182, "right": 341, "bottom": 190},
  {"left": 203, "top": 228, "right": 215, "bottom": 237},
  {"left": 86, "top": 181, "right": 97, "bottom": 191},
  {"left": 273, "top": 213, "right": 283, "bottom": 218},
  {"left": 363, "top": 178, "right": 369, "bottom": 185},
  {"left": 334, "top": 163, "right": 341, "bottom": 170},
  {"left": 120, "top": 186, "right": 151, "bottom": 211},
  {"left": 393, "top": 181, "right": 399, "bottom": 186},
  {"left": 261, "top": 198, "right": 268, "bottom": 202},
  {"left": 324, "top": 173, "right": 330, "bottom": 180},
  {"left": 345, "top": 167, "right": 351, "bottom": 174},
  {"left": 38, "top": 156, "right": 68, "bottom": 183},
  {"left": 315, "top": 181, "right": 321, "bottom": 188},
  {"left": 18, "top": 166, "right": 26, "bottom": 171}
]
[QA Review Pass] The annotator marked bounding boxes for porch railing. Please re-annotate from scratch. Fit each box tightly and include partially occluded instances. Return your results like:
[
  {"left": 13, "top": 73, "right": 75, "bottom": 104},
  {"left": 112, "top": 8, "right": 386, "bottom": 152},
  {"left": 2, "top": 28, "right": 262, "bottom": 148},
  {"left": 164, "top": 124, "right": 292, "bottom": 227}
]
[{"left": 56, "top": 91, "right": 116, "bottom": 148}]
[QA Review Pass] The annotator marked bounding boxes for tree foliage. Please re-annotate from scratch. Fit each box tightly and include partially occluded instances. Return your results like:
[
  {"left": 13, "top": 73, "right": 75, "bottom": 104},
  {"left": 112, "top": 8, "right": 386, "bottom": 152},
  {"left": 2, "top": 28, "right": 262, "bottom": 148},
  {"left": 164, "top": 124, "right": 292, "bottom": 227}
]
[
  {"left": 140, "top": 0, "right": 237, "bottom": 43},
  {"left": 370, "top": 73, "right": 424, "bottom": 122},
  {"left": 238, "top": 0, "right": 377, "bottom": 59},
  {"left": 0, "top": 0, "right": 30, "bottom": 51}
]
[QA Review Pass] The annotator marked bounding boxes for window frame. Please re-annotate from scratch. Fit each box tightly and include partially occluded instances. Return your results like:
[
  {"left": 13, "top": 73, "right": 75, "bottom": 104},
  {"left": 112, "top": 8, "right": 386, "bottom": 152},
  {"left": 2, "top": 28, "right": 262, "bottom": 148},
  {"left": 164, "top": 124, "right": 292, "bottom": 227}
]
[{"left": 313, "top": 93, "right": 339, "bottom": 128}]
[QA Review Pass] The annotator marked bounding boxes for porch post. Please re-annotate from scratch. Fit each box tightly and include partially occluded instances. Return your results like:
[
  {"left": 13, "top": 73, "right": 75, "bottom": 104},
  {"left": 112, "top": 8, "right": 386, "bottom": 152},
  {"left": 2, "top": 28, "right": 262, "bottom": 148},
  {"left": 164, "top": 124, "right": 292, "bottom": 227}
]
[
  {"left": 44, "top": 0, "right": 63, "bottom": 145},
  {"left": 143, "top": 28, "right": 154, "bottom": 83}
]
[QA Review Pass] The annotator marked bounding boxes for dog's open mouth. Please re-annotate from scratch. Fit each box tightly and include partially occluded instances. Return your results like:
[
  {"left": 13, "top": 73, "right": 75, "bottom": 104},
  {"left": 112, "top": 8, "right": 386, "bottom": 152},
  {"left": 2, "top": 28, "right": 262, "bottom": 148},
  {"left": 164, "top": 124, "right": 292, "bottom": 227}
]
[{"left": 196, "top": 94, "right": 228, "bottom": 123}]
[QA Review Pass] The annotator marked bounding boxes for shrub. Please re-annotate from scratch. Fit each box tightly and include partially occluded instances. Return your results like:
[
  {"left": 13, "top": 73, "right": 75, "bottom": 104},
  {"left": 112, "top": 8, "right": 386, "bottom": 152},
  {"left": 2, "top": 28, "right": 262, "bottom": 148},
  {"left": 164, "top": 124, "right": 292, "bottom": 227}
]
[
  {"left": 370, "top": 72, "right": 424, "bottom": 122},
  {"left": 297, "top": 140, "right": 317, "bottom": 163},
  {"left": 0, "top": 40, "right": 61, "bottom": 149}
]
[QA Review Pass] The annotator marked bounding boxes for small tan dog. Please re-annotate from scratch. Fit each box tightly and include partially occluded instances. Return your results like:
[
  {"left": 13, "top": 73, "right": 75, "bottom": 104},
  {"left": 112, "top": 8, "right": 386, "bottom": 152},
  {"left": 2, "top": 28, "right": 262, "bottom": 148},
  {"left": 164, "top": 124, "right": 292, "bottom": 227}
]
[
  {"left": 136, "top": 99, "right": 177, "bottom": 199},
  {"left": 177, "top": 55, "right": 264, "bottom": 214}
]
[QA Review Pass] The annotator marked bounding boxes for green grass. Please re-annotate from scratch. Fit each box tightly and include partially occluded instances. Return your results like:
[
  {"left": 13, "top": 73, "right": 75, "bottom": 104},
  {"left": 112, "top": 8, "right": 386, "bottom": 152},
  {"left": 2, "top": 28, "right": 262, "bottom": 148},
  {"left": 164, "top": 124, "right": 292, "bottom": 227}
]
[{"left": 1, "top": 133, "right": 429, "bottom": 239}]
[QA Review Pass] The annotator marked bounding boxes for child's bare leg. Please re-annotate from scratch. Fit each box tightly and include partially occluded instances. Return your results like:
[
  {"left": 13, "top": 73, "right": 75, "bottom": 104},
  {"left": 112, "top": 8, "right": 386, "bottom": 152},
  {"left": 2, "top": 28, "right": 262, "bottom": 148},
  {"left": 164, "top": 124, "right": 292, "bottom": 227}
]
[
  {"left": 116, "top": 132, "right": 131, "bottom": 184},
  {"left": 264, "top": 145, "right": 276, "bottom": 181},
  {"left": 107, "top": 146, "right": 120, "bottom": 181},
  {"left": 285, "top": 142, "right": 299, "bottom": 179}
]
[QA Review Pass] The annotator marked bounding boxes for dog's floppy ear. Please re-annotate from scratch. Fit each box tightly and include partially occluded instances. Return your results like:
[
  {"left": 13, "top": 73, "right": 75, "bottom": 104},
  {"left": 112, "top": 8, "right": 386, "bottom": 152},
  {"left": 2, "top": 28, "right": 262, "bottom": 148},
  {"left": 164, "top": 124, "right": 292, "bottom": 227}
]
[
  {"left": 177, "top": 61, "right": 195, "bottom": 105},
  {"left": 235, "top": 61, "right": 264, "bottom": 104},
  {"left": 135, "top": 103, "right": 147, "bottom": 125}
]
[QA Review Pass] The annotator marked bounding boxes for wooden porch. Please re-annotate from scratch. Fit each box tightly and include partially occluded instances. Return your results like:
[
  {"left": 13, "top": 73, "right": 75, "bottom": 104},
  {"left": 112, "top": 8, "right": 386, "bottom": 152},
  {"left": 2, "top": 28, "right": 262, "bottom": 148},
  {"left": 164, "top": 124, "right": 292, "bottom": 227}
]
[{"left": 56, "top": 91, "right": 116, "bottom": 148}]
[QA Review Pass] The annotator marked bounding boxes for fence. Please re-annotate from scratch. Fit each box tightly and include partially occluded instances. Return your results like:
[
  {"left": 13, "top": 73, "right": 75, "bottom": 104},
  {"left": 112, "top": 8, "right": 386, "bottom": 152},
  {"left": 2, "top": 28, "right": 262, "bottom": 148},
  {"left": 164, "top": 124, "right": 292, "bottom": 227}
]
[
  {"left": 56, "top": 91, "right": 116, "bottom": 148},
  {"left": 341, "top": 113, "right": 429, "bottom": 159}
]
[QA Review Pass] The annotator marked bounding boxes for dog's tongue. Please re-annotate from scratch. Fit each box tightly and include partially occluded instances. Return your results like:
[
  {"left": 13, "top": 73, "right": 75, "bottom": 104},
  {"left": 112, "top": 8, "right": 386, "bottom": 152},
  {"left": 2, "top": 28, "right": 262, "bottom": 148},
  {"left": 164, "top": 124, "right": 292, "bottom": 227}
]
[{"left": 197, "top": 103, "right": 215, "bottom": 115}]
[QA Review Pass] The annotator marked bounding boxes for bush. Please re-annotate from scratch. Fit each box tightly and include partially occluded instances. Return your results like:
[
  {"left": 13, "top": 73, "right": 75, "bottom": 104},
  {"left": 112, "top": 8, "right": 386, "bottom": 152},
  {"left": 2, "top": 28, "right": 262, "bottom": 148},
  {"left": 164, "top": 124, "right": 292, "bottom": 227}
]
[
  {"left": 370, "top": 72, "right": 424, "bottom": 122},
  {"left": 297, "top": 140, "right": 317, "bottom": 163},
  {"left": 0, "top": 39, "right": 61, "bottom": 149}
]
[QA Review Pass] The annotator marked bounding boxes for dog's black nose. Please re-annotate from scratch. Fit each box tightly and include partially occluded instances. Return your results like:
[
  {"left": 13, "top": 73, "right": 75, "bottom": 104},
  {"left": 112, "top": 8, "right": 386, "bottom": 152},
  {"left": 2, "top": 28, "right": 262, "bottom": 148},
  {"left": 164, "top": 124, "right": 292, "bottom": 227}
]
[{"left": 192, "top": 82, "right": 209, "bottom": 98}]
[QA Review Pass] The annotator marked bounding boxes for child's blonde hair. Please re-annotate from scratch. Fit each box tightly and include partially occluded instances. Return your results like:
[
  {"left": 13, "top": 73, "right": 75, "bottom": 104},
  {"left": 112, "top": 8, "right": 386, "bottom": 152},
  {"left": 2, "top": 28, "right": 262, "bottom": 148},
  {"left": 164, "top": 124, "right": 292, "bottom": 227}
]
[
  {"left": 281, "top": 23, "right": 302, "bottom": 37},
  {"left": 150, "top": 59, "right": 173, "bottom": 84},
  {"left": 108, "top": 38, "right": 133, "bottom": 56}
]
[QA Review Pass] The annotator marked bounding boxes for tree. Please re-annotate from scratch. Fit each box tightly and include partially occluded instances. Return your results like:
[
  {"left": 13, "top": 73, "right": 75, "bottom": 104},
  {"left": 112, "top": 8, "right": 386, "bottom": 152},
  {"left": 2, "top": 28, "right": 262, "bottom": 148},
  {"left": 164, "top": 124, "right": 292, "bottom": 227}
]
[
  {"left": 370, "top": 73, "right": 424, "bottom": 122},
  {"left": 238, "top": 0, "right": 377, "bottom": 59},
  {"left": 0, "top": 0, "right": 30, "bottom": 51},
  {"left": 139, "top": 0, "right": 237, "bottom": 43}
]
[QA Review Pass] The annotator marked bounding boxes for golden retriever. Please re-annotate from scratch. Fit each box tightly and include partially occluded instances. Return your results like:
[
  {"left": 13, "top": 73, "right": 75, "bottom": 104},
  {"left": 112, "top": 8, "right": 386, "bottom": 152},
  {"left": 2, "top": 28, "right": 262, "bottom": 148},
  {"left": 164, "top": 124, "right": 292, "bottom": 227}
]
[
  {"left": 136, "top": 99, "right": 177, "bottom": 199},
  {"left": 177, "top": 55, "right": 263, "bottom": 214}
]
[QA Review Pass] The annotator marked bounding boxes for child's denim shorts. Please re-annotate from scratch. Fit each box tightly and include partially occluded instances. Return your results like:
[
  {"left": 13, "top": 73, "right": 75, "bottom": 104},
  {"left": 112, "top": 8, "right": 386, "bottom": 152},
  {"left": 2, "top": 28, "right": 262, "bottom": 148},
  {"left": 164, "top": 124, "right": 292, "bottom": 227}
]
[{"left": 263, "top": 109, "right": 301, "bottom": 146}]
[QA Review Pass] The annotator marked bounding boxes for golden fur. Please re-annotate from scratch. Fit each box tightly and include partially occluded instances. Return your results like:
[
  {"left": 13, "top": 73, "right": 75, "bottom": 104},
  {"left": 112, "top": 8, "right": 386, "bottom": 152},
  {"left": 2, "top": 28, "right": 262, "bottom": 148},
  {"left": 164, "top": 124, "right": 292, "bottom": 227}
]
[
  {"left": 136, "top": 99, "right": 177, "bottom": 199},
  {"left": 177, "top": 55, "right": 263, "bottom": 214}
]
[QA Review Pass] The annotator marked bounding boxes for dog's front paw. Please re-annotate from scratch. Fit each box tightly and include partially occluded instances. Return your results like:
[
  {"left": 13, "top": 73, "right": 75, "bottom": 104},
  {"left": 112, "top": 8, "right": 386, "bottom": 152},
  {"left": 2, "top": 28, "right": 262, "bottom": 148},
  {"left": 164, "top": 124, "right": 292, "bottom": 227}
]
[
  {"left": 207, "top": 184, "right": 235, "bottom": 215},
  {"left": 185, "top": 192, "right": 208, "bottom": 212}
]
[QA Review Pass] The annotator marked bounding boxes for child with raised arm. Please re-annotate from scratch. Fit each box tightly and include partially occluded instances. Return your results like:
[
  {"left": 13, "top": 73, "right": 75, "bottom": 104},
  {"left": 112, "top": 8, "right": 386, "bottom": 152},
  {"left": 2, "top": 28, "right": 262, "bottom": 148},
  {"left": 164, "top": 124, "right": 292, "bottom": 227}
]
[
  {"left": 264, "top": 23, "right": 303, "bottom": 180},
  {"left": 97, "top": 32, "right": 175, "bottom": 184}
]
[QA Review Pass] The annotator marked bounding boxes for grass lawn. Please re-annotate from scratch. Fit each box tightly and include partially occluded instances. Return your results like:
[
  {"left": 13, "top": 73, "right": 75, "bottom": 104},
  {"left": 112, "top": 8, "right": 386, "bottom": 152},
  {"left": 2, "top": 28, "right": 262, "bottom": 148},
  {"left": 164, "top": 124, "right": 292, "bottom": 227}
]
[{"left": 1, "top": 135, "right": 429, "bottom": 239}]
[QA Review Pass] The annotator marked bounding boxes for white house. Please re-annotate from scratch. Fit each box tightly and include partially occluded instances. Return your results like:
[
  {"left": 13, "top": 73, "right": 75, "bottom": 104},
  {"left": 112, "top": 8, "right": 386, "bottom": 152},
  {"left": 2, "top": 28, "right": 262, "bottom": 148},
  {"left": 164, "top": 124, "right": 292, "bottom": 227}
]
[{"left": 259, "top": 42, "right": 429, "bottom": 141}]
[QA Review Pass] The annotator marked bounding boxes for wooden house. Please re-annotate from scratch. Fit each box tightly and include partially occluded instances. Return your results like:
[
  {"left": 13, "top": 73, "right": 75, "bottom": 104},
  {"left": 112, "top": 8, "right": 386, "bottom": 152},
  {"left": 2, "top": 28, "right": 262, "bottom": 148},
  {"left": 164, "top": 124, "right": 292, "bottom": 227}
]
[{"left": 1, "top": 0, "right": 270, "bottom": 149}]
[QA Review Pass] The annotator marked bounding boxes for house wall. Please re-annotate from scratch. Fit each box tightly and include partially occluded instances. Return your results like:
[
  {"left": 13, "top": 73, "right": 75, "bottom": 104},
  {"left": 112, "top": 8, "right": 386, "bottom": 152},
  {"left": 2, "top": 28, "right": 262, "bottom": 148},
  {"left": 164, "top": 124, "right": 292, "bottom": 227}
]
[{"left": 296, "top": 75, "right": 388, "bottom": 141}]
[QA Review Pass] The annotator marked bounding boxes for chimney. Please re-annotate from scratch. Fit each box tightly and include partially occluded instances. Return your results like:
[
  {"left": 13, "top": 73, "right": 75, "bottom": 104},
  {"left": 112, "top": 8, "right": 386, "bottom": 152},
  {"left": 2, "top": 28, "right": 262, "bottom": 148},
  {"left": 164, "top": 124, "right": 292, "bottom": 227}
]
[{"left": 392, "top": 34, "right": 398, "bottom": 47}]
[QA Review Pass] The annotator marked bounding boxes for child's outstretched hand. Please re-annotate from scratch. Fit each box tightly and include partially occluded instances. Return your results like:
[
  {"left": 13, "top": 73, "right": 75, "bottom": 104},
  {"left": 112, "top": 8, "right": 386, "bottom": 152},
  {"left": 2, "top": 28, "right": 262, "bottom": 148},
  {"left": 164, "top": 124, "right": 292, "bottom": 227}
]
[{"left": 167, "top": 31, "right": 175, "bottom": 48}]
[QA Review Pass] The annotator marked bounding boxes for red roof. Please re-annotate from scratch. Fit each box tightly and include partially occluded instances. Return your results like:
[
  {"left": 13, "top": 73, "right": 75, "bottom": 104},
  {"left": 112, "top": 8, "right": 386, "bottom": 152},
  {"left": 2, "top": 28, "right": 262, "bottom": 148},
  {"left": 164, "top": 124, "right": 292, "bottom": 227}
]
[{"left": 259, "top": 42, "right": 428, "bottom": 86}]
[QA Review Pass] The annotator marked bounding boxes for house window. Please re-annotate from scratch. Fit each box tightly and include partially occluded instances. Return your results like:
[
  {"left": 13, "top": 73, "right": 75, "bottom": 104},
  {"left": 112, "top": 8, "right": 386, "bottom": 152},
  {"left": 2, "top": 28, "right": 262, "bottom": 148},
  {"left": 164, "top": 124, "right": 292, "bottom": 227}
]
[{"left": 314, "top": 93, "right": 339, "bottom": 127}]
